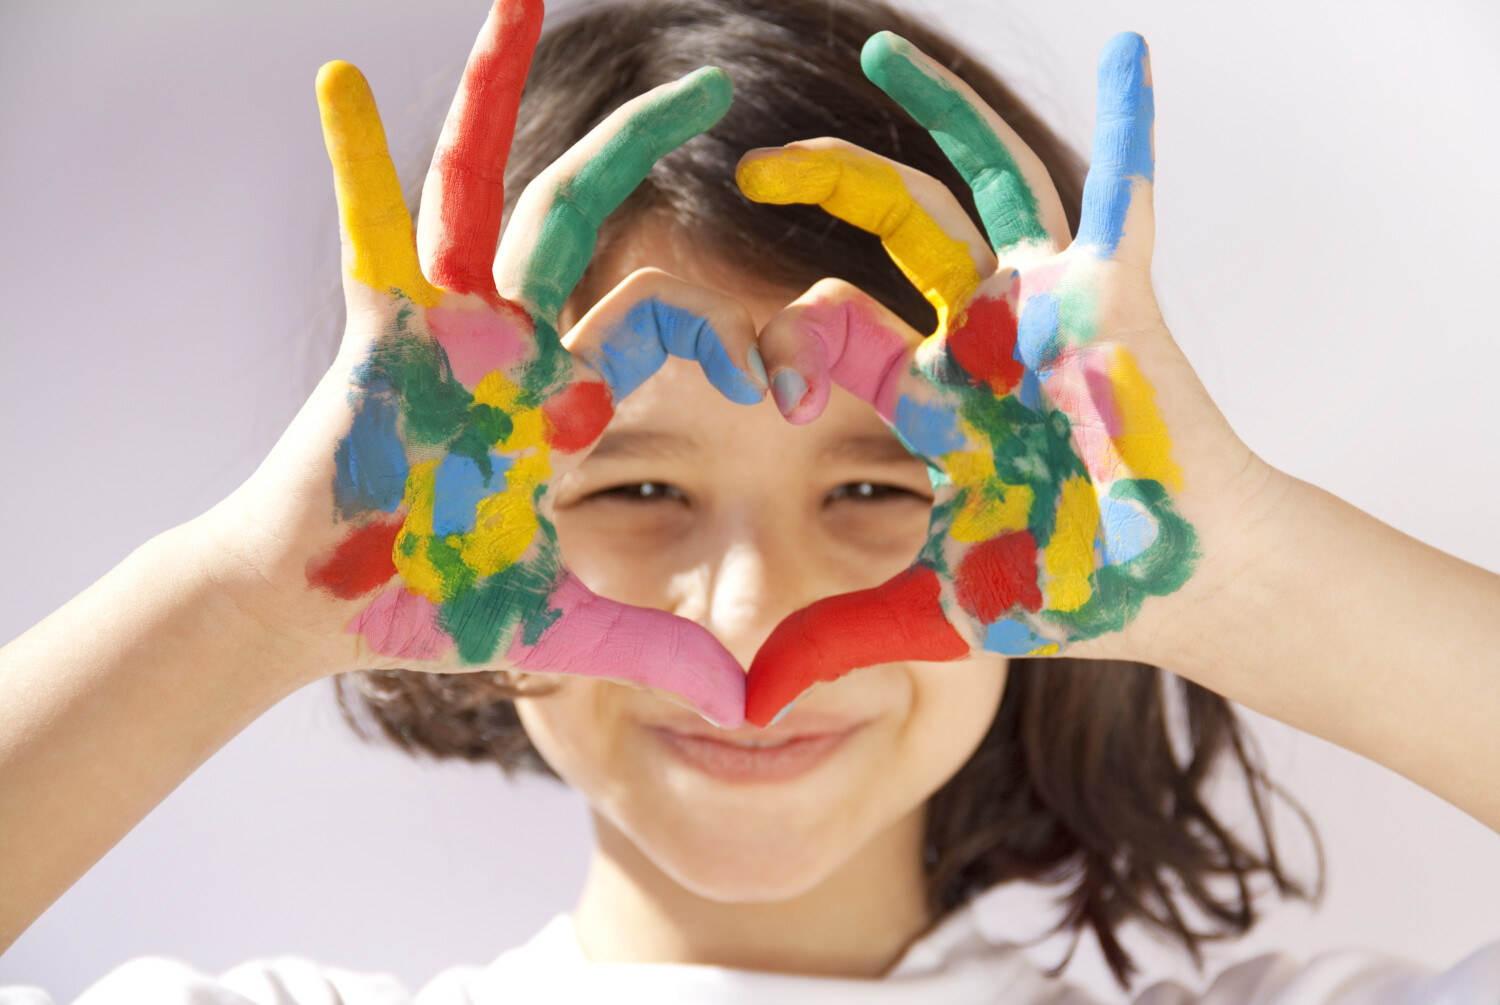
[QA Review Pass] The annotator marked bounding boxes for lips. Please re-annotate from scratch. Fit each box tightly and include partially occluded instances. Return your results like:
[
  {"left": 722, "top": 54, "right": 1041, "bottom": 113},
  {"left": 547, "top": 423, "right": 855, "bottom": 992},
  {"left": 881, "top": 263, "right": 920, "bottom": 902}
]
[{"left": 647, "top": 717, "right": 866, "bottom": 784}]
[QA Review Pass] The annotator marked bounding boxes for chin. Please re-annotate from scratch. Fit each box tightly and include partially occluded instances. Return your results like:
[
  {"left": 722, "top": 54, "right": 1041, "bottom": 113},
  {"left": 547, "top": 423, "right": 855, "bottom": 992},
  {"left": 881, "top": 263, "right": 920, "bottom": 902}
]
[{"left": 627, "top": 809, "right": 864, "bottom": 903}]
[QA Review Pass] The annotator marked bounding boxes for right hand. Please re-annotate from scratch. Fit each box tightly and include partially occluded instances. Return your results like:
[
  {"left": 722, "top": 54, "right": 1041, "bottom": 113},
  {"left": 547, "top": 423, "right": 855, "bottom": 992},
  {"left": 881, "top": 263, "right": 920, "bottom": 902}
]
[{"left": 213, "top": 0, "right": 761, "bottom": 726}]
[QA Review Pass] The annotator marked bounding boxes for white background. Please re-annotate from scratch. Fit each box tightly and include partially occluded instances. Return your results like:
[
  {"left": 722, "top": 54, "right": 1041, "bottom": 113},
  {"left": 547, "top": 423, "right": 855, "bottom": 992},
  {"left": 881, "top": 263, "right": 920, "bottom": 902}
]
[{"left": 2, "top": 0, "right": 1498, "bottom": 1000}]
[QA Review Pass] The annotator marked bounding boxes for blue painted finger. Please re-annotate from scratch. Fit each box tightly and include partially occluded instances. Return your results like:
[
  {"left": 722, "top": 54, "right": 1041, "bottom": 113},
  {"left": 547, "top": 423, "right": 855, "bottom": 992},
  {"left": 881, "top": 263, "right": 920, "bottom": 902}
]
[
  {"left": 592, "top": 298, "right": 767, "bottom": 404},
  {"left": 1076, "top": 32, "right": 1154, "bottom": 257}
]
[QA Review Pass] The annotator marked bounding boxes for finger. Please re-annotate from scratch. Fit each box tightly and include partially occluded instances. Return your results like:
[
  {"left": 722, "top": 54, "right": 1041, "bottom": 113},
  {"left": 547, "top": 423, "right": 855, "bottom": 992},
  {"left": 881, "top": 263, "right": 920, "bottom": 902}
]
[
  {"left": 1075, "top": 32, "right": 1155, "bottom": 265},
  {"left": 509, "top": 574, "right": 747, "bottom": 728},
  {"left": 755, "top": 277, "right": 922, "bottom": 425},
  {"left": 563, "top": 268, "right": 768, "bottom": 405},
  {"left": 316, "top": 61, "right": 441, "bottom": 308},
  {"left": 496, "top": 67, "right": 733, "bottom": 335},
  {"left": 860, "top": 31, "right": 1071, "bottom": 260},
  {"left": 744, "top": 566, "right": 969, "bottom": 728},
  {"left": 416, "top": 0, "right": 544, "bottom": 301},
  {"left": 737, "top": 144, "right": 988, "bottom": 332}
]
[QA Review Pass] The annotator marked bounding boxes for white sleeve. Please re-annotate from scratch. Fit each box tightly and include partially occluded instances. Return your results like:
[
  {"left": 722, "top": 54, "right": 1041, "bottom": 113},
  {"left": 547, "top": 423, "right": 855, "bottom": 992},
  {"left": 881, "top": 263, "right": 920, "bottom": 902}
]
[
  {"left": 1133, "top": 942, "right": 1500, "bottom": 1004},
  {"left": 33, "top": 956, "right": 416, "bottom": 1005}
]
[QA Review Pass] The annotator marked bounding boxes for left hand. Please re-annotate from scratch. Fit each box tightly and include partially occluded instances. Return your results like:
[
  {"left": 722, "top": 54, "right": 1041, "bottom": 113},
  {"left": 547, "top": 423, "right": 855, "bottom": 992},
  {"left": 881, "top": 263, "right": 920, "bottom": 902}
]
[{"left": 735, "top": 31, "right": 1266, "bottom": 726}]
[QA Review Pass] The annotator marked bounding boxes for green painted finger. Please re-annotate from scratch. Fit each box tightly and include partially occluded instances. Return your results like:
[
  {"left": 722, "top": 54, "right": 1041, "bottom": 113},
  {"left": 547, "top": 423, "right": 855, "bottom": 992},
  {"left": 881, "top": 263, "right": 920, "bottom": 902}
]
[
  {"left": 512, "top": 67, "right": 733, "bottom": 330},
  {"left": 861, "top": 32, "right": 1048, "bottom": 253}
]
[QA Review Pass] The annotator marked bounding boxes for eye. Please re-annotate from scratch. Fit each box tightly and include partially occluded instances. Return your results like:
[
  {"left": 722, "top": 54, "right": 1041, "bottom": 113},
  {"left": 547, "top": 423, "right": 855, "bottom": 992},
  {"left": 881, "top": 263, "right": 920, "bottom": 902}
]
[
  {"left": 826, "top": 481, "right": 923, "bottom": 504},
  {"left": 589, "top": 481, "right": 688, "bottom": 504}
]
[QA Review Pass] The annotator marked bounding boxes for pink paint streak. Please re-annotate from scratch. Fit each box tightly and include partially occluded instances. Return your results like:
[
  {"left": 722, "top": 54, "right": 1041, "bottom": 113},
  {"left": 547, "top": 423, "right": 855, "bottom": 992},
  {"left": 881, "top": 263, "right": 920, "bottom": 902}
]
[
  {"left": 507, "top": 574, "right": 746, "bottom": 727},
  {"left": 786, "top": 295, "right": 910, "bottom": 424},
  {"left": 1040, "top": 346, "right": 1126, "bottom": 484},
  {"left": 428, "top": 301, "right": 532, "bottom": 389},
  {"left": 348, "top": 586, "right": 454, "bottom": 660}
]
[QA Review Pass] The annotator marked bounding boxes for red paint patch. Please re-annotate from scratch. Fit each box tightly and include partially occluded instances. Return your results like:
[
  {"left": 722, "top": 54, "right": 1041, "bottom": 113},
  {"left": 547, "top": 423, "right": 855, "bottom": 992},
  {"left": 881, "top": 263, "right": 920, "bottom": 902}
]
[
  {"left": 543, "top": 380, "right": 614, "bottom": 453},
  {"left": 745, "top": 566, "right": 970, "bottom": 727},
  {"left": 947, "top": 294, "right": 1024, "bottom": 394},
  {"left": 307, "top": 516, "right": 403, "bottom": 600},
  {"left": 954, "top": 531, "right": 1043, "bottom": 621}
]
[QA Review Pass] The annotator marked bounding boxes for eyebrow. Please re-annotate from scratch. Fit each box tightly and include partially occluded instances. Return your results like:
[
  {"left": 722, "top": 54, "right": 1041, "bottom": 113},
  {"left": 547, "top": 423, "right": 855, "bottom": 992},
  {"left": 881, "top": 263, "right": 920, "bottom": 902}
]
[
  {"left": 585, "top": 429, "right": 702, "bottom": 462},
  {"left": 818, "top": 433, "right": 921, "bottom": 466}
]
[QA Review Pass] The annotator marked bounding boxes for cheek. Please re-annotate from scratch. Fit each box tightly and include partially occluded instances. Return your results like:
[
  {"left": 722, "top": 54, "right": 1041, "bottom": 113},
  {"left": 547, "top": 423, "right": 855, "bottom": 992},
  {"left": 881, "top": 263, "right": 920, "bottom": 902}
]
[
  {"left": 515, "top": 681, "right": 627, "bottom": 804},
  {"left": 894, "top": 658, "right": 1009, "bottom": 798}
]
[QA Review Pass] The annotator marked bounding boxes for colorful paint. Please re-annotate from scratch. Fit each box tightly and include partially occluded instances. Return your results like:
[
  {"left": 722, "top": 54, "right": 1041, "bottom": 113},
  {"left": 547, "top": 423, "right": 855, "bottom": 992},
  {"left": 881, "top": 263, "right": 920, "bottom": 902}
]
[
  {"left": 739, "top": 31, "right": 1199, "bottom": 726},
  {"left": 305, "top": 5, "right": 748, "bottom": 727}
]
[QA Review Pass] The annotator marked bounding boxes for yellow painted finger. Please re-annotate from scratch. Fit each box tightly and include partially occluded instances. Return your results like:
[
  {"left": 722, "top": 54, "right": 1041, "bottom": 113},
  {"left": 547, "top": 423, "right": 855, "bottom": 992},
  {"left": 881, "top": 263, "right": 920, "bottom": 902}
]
[
  {"left": 316, "top": 61, "right": 440, "bottom": 307},
  {"left": 738, "top": 148, "right": 981, "bottom": 329}
]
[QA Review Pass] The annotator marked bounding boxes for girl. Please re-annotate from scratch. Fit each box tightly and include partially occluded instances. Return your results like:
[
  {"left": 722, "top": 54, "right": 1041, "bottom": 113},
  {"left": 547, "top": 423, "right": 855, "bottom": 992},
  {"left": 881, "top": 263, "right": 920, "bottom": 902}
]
[{"left": 2, "top": 0, "right": 1497, "bottom": 1000}]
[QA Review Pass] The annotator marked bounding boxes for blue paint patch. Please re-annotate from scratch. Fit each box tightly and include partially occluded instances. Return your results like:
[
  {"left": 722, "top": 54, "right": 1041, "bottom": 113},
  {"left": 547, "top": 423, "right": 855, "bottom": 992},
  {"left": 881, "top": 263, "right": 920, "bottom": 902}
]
[
  {"left": 1077, "top": 32, "right": 1154, "bottom": 257},
  {"left": 1017, "top": 366, "right": 1042, "bottom": 411},
  {"left": 1017, "top": 292, "right": 1061, "bottom": 370},
  {"left": 1100, "top": 492, "right": 1157, "bottom": 565},
  {"left": 983, "top": 618, "right": 1051, "bottom": 655},
  {"left": 431, "top": 451, "right": 514, "bottom": 536},
  {"left": 333, "top": 385, "right": 409, "bottom": 518},
  {"left": 893, "top": 395, "right": 966, "bottom": 457},
  {"left": 595, "top": 298, "right": 763, "bottom": 404}
]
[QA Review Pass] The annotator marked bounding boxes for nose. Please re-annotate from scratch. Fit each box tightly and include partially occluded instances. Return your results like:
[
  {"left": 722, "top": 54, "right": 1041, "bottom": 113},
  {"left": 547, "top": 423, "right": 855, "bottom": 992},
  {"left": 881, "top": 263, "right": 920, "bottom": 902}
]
[{"left": 674, "top": 516, "right": 821, "bottom": 670}]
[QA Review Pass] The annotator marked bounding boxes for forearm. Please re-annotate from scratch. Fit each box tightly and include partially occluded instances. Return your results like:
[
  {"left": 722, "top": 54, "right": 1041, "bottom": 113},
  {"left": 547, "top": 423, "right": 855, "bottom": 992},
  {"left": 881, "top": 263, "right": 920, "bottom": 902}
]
[
  {"left": 0, "top": 520, "right": 321, "bottom": 949},
  {"left": 1155, "top": 471, "right": 1500, "bottom": 830}
]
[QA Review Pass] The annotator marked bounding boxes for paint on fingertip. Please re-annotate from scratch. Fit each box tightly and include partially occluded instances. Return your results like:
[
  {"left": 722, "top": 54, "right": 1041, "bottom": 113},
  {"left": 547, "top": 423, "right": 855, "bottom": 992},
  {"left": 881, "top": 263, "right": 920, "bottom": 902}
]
[
  {"left": 1077, "top": 32, "right": 1154, "bottom": 256},
  {"left": 768, "top": 699, "right": 797, "bottom": 726},
  {"left": 771, "top": 368, "right": 808, "bottom": 414},
  {"left": 746, "top": 346, "right": 769, "bottom": 388},
  {"left": 598, "top": 298, "right": 764, "bottom": 404}
]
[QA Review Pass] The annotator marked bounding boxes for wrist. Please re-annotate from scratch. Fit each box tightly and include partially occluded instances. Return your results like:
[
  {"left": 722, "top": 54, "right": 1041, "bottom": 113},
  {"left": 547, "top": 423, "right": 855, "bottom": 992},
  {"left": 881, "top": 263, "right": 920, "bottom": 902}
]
[{"left": 152, "top": 511, "right": 345, "bottom": 699}]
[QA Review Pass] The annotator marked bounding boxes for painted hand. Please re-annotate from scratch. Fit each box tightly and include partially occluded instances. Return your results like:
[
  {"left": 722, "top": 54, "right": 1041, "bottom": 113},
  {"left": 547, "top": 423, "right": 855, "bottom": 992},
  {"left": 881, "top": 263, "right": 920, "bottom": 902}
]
[
  {"left": 304, "top": 0, "right": 762, "bottom": 726},
  {"left": 737, "top": 33, "right": 1208, "bottom": 726}
]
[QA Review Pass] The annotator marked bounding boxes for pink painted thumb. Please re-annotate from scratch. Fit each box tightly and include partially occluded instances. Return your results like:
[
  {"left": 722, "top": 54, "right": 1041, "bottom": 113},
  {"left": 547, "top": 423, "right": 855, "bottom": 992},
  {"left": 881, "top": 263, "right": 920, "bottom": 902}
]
[
  {"left": 782, "top": 295, "right": 910, "bottom": 424},
  {"left": 507, "top": 574, "right": 747, "bottom": 728}
]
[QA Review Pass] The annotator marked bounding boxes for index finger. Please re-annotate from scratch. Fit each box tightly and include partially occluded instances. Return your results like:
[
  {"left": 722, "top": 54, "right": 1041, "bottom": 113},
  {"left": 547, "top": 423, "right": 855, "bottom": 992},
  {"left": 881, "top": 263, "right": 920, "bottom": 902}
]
[
  {"left": 860, "top": 32, "right": 1071, "bottom": 260},
  {"left": 416, "top": 0, "right": 544, "bottom": 302},
  {"left": 494, "top": 67, "right": 734, "bottom": 338}
]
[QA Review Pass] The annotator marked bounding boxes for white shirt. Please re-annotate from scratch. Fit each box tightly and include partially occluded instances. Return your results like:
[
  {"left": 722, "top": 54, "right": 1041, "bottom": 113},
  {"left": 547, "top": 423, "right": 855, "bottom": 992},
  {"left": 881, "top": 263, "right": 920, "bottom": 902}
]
[{"left": 5, "top": 907, "right": 1498, "bottom": 1004}]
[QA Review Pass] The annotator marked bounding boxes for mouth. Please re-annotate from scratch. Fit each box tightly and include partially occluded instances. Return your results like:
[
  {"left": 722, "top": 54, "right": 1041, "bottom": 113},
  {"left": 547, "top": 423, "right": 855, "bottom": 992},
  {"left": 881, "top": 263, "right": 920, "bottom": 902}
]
[{"left": 646, "top": 720, "right": 866, "bottom": 784}]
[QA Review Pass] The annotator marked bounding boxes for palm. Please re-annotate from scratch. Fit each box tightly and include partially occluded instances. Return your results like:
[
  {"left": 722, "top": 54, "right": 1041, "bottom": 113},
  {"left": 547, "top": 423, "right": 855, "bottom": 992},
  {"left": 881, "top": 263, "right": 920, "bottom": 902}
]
[
  {"left": 902, "top": 249, "right": 1197, "bottom": 659},
  {"left": 738, "top": 31, "right": 1202, "bottom": 725},
  {"left": 293, "top": 0, "right": 750, "bottom": 726}
]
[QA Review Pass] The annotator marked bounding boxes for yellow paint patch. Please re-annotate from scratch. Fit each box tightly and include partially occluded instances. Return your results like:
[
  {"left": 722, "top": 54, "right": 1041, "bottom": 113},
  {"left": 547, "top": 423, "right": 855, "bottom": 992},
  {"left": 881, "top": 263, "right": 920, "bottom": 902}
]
[
  {"left": 316, "top": 61, "right": 440, "bottom": 307},
  {"left": 1108, "top": 346, "right": 1183, "bottom": 491},
  {"left": 460, "top": 454, "right": 548, "bottom": 577},
  {"left": 952, "top": 481, "right": 1034, "bottom": 543},
  {"left": 1042, "top": 476, "right": 1099, "bottom": 612},
  {"left": 392, "top": 461, "right": 447, "bottom": 601},
  {"left": 737, "top": 148, "right": 980, "bottom": 328}
]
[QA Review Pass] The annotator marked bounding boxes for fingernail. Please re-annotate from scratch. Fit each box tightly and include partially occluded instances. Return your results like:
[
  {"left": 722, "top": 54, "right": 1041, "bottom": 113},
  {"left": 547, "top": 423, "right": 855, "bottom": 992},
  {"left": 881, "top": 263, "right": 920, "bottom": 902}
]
[
  {"left": 746, "top": 345, "right": 769, "bottom": 388},
  {"left": 769, "top": 699, "right": 797, "bottom": 726},
  {"left": 770, "top": 368, "right": 807, "bottom": 414}
]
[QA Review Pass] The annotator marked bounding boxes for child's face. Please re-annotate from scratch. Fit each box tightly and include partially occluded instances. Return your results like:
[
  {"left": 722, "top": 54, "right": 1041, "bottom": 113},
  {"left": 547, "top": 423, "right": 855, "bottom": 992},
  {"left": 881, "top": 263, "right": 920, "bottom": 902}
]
[{"left": 515, "top": 223, "right": 1007, "bottom": 901}]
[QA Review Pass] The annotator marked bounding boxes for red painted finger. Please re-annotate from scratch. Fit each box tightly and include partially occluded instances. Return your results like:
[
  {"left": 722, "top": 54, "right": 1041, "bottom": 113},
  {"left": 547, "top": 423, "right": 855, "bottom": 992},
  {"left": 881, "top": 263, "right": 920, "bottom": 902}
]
[
  {"left": 744, "top": 566, "right": 969, "bottom": 727},
  {"left": 416, "top": 0, "right": 544, "bottom": 302},
  {"left": 508, "top": 574, "right": 747, "bottom": 728}
]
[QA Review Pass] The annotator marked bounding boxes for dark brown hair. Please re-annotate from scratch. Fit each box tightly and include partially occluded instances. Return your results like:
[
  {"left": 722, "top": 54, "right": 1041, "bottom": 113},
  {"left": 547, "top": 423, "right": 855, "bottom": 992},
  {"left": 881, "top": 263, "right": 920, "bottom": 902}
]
[{"left": 336, "top": 0, "right": 1319, "bottom": 987}]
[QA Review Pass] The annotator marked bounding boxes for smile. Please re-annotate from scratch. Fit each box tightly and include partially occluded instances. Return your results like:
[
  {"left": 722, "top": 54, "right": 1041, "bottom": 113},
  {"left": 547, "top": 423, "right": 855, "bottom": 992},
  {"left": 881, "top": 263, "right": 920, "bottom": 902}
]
[{"left": 646, "top": 724, "right": 865, "bottom": 784}]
